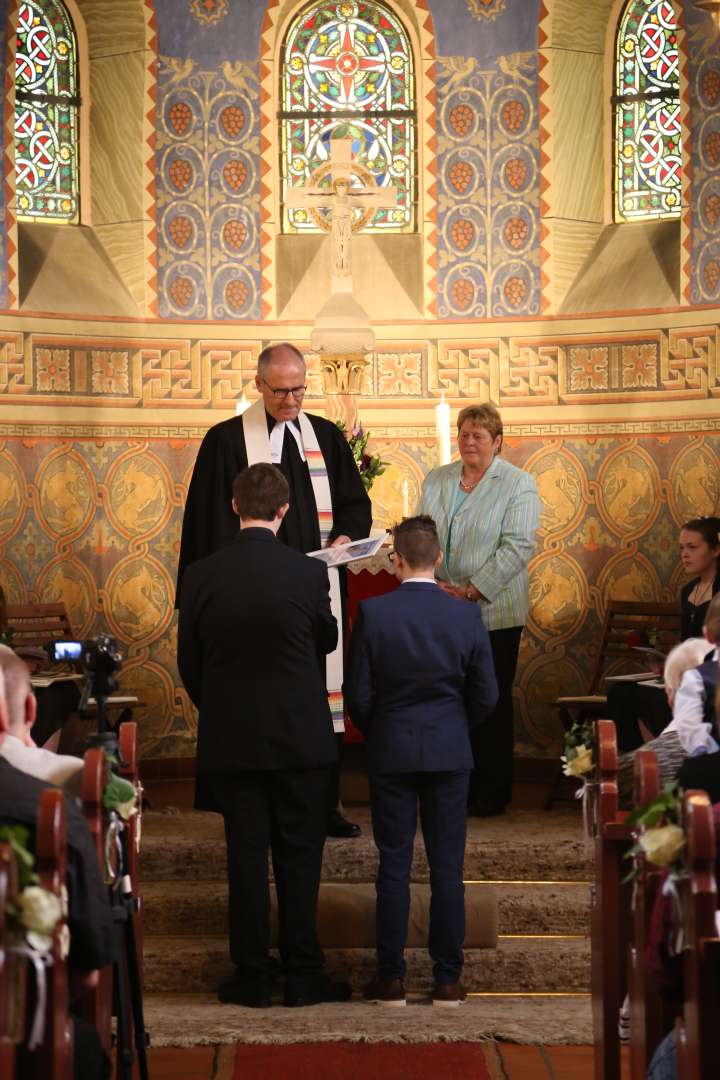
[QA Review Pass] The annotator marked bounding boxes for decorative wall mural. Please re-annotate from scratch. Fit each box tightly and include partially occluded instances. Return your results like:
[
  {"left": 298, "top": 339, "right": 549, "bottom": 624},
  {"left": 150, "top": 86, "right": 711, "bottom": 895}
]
[
  {"left": 687, "top": 4, "right": 720, "bottom": 305},
  {"left": 156, "top": 57, "right": 261, "bottom": 319},
  {"left": 2, "top": 426, "right": 719, "bottom": 759},
  {"left": 435, "top": 52, "right": 540, "bottom": 317},
  {"left": 466, "top": 0, "right": 506, "bottom": 21},
  {"left": 189, "top": 0, "right": 228, "bottom": 25}
]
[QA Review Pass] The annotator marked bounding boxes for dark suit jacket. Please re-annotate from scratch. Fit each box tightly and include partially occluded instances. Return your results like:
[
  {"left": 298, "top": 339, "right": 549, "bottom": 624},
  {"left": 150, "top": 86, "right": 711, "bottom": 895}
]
[
  {"left": 344, "top": 581, "right": 499, "bottom": 773},
  {"left": 177, "top": 528, "right": 339, "bottom": 805},
  {"left": 0, "top": 758, "right": 114, "bottom": 972}
]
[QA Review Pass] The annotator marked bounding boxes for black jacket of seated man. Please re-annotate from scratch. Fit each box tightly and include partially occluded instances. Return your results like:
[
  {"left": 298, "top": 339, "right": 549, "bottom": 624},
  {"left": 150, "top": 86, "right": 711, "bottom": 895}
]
[
  {"left": 177, "top": 527, "right": 339, "bottom": 985},
  {"left": 0, "top": 757, "right": 114, "bottom": 1079}
]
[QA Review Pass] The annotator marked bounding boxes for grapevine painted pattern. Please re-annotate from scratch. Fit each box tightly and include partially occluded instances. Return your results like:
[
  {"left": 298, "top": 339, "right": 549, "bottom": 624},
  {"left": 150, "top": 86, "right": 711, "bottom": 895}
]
[
  {"left": 281, "top": 0, "right": 415, "bottom": 232},
  {"left": 14, "top": 0, "right": 79, "bottom": 222},
  {"left": 614, "top": 0, "right": 681, "bottom": 222}
]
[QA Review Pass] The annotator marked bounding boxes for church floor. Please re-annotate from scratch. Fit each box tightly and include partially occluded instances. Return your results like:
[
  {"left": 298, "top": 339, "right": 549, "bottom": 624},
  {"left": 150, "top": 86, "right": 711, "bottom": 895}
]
[
  {"left": 145, "top": 1041, "right": 630, "bottom": 1078},
  {"left": 139, "top": 775, "right": 592, "bottom": 1060}
]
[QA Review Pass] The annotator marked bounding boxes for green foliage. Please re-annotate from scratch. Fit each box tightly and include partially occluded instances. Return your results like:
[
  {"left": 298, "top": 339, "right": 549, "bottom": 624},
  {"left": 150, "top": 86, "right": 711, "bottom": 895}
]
[
  {"left": 0, "top": 824, "right": 38, "bottom": 891},
  {"left": 336, "top": 420, "right": 389, "bottom": 492}
]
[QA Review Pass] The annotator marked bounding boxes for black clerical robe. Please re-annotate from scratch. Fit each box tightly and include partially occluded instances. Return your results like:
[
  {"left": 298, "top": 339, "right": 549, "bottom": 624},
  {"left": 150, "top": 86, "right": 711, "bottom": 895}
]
[{"left": 176, "top": 409, "right": 372, "bottom": 604}]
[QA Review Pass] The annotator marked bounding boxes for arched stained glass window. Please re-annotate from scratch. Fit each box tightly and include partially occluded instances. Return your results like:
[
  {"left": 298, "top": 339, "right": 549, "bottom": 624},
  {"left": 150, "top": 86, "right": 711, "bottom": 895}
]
[
  {"left": 280, "top": 0, "right": 416, "bottom": 233},
  {"left": 14, "top": 0, "right": 80, "bottom": 223},
  {"left": 614, "top": 0, "right": 681, "bottom": 222}
]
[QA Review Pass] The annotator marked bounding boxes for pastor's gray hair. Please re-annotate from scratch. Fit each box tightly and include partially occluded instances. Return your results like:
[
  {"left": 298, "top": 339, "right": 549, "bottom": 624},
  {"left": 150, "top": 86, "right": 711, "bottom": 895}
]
[{"left": 257, "top": 342, "right": 306, "bottom": 375}]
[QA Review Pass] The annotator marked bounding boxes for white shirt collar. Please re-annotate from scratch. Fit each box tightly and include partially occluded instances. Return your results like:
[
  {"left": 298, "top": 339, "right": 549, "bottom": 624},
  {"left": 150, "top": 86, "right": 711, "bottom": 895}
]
[
  {"left": 402, "top": 577, "right": 438, "bottom": 585},
  {"left": 269, "top": 419, "right": 305, "bottom": 463}
]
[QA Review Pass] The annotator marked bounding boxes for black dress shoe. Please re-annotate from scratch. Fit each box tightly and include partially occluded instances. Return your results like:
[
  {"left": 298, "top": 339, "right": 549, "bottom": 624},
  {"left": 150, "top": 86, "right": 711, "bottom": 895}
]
[
  {"left": 217, "top": 974, "right": 272, "bottom": 1008},
  {"left": 327, "top": 810, "right": 361, "bottom": 838},
  {"left": 284, "top": 973, "right": 353, "bottom": 1008}
]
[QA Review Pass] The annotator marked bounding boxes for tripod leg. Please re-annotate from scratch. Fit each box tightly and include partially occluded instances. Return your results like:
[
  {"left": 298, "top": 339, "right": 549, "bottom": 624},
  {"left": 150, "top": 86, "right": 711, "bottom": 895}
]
[
  {"left": 123, "top": 890, "right": 150, "bottom": 1080},
  {"left": 113, "top": 924, "right": 135, "bottom": 1080}
]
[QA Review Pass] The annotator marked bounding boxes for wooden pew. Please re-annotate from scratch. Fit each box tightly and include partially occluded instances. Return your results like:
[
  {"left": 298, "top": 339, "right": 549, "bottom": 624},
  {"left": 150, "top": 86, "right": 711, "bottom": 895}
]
[
  {"left": 675, "top": 791, "right": 720, "bottom": 1080},
  {"left": 26, "top": 789, "right": 73, "bottom": 1080},
  {"left": 118, "top": 721, "right": 147, "bottom": 1078},
  {"left": 0, "top": 841, "right": 26, "bottom": 1079},
  {"left": 627, "top": 749, "right": 666, "bottom": 1079},
  {"left": 591, "top": 718, "right": 632, "bottom": 1080},
  {"left": 79, "top": 748, "right": 113, "bottom": 1054}
]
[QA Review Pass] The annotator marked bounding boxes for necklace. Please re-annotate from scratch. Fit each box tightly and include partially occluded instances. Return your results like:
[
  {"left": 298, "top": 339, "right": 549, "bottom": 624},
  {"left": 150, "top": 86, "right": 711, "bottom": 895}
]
[
  {"left": 690, "top": 579, "right": 714, "bottom": 606},
  {"left": 459, "top": 470, "right": 485, "bottom": 492}
]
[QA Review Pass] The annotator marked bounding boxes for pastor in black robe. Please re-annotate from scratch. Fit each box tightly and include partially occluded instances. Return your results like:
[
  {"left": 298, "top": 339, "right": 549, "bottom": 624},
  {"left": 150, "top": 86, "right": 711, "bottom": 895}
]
[{"left": 176, "top": 409, "right": 372, "bottom": 604}]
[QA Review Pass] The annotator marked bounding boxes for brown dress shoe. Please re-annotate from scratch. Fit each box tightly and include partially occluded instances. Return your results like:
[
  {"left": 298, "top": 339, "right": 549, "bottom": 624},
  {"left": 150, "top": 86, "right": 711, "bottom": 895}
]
[
  {"left": 432, "top": 981, "right": 467, "bottom": 1007},
  {"left": 362, "top": 975, "right": 407, "bottom": 1007}
]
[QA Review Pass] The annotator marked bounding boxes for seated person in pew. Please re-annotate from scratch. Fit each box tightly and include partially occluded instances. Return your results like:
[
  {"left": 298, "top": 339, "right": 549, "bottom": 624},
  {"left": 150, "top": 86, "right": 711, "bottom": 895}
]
[
  {"left": 616, "top": 604, "right": 719, "bottom": 806},
  {"left": 610, "top": 516, "right": 720, "bottom": 754},
  {"left": 0, "top": 645, "right": 84, "bottom": 793},
  {"left": 676, "top": 671, "right": 720, "bottom": 804},
  {"left": 0, "top": 666, "right": 114, "bottom": 1079},
  {"left": 644, "top": 799, "right": 720, "bottom": 1080},
  {"left": 345, "top": 515, "right": 498, "bottom": 1007}
]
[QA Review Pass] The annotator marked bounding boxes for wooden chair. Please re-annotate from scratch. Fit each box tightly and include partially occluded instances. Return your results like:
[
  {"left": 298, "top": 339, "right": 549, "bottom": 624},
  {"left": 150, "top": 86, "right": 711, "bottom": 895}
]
[
  {"left": 0, "top": 841, "right": 26, "bottom": 1080},
  {"left": 25, "top": 789, "right": 73, "bottom": 1080},
  {"left": 4, "top": 603, "right": 74, "bottom": 652},
  {"left": 6, "top": 602, "right": 139, "bottom": 734},
  {"left": 627, "top": 749, "right": 667, "bottom": 1079},
  {"left": 79, "top": 749, "right": 113, "bottom": 1055},
  {"left": 675, "top": 791, "right": 720, "bottom": 1080},
  {"left": 555, "top": 600, "right": 681, "bottom": 723},
  {"left": 591, "top": 718, "right": 632, "bottom": 1080}
]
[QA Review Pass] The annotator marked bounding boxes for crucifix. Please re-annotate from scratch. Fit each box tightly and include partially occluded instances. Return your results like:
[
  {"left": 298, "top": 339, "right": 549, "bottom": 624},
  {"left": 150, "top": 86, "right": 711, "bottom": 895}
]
[{"left": 285, "top": 140, "right": 400, "bottom": 292}]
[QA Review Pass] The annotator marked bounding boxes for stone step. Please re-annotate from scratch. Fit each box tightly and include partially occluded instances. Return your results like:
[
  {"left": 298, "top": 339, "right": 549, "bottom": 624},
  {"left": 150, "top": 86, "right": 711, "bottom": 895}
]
[
  {"left": 140, "top": 807, "right": 590, "bottom": 884},
  {"left": 142, "top": 935, "right": 590, "bottom": 995},
  {"left": 140, "top": 880, "right": 590, "bottom": 938}
]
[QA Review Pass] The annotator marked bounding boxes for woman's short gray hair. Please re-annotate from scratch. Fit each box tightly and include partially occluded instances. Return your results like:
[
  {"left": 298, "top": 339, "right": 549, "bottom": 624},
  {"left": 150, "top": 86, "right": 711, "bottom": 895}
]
[{"left": 663, "top": 637, "right": 709, "bottom": 695}]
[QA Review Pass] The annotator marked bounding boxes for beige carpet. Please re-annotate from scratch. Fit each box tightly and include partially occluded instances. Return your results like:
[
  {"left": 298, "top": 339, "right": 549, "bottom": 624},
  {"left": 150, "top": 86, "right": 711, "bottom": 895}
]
[{"left": 144, "top": 993, "right": 592, "bottom": 1047}]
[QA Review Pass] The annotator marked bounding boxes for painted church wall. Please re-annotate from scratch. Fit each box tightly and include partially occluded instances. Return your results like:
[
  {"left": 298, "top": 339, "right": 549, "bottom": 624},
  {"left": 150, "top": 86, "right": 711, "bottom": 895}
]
[{"left": 0, "top": 1, "right": 719, "bottom": 760}]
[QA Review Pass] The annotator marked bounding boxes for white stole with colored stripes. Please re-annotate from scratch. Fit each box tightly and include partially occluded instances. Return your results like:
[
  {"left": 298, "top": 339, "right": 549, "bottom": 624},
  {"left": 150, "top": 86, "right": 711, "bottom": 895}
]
[{"left": 242, "top": 399, "right": 344, "bottom": 732}]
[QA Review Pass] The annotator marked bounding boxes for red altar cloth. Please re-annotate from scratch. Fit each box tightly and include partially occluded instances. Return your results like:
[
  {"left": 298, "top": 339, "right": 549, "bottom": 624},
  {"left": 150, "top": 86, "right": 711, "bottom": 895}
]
[{"left": 343, "top": 567, "right": 398, "bottom": 743}]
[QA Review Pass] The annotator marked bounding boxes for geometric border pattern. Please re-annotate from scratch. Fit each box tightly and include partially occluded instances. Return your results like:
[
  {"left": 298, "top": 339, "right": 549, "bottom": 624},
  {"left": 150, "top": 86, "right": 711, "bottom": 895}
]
[{"left": 0, "top": 321, "right": 718, "bottom": 408}]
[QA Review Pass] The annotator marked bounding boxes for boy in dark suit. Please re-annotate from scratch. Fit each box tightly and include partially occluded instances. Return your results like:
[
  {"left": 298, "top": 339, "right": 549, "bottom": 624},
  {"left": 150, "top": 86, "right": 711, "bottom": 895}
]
[
  {"left": 345, "top": 515, "right": 498, "bottom": 1006},
  {"left": 177, "top": 463, "right": 350, "bottom": 1008}
]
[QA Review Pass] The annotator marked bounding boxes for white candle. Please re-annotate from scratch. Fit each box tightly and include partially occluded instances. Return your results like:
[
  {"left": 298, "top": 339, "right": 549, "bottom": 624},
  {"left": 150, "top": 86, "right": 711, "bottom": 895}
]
[
  {"left": 435, "top": 393, "right": 452, "bottom": 466},
  {"left": 235, "top": 394, "right": 251, "bottom": 416},
  {"left": 401, "top": 479, "right": 409, "bottom": 518}
]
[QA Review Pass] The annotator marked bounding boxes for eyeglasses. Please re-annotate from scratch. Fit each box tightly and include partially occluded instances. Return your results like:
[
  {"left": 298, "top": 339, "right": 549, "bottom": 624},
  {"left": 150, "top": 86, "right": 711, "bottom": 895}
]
[{"left": 262, "top": 379, "right": 307, "bottom": 401}]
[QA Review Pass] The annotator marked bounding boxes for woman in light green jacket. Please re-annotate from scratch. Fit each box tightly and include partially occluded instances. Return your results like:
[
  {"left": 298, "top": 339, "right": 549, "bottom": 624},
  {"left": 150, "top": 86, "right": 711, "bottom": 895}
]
[{"left": 417, "top": 403, "right": 540, "bottom": 816}]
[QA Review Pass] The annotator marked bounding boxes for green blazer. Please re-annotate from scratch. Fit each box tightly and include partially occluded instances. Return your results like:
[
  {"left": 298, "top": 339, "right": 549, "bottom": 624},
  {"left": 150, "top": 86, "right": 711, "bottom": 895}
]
[{"left": 417, "top": 457, "right": 540, "bottom": 631}]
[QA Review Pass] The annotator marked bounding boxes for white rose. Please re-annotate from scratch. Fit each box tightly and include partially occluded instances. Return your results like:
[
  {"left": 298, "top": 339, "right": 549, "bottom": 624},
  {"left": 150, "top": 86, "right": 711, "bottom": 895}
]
[
  {"left": 115, "top": 794, "right": 138, "bottom": 821},
  {"left": 563, "top": 744, "right": 593, "bottom": 778},
  {"left": 19, "top": 886, "right": 62, "bottom": 937},
  {"left": 639, "top": 824, "right": 685, "bottom": 868}
]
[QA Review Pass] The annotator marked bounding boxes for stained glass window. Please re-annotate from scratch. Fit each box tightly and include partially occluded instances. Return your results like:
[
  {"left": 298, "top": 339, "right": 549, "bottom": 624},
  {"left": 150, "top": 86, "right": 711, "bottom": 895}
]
[
  {"left": 614, "top": 0, "right": 681, "bottom": 222},
  {"left": 14, "top": 0, "right": 80, "bottom": 223},
  {"left": 280, "top": 0, "right": 416, "bottom": 233}
]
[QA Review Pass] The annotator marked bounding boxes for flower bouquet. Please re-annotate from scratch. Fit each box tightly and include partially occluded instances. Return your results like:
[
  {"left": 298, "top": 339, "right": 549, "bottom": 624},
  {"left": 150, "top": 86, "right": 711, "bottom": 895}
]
[
  {"left": 623, "top": 781, "right": 684, "bottom": 882},
  {"left": 336, "top": 421, "right": 388, "bottom": 492}
]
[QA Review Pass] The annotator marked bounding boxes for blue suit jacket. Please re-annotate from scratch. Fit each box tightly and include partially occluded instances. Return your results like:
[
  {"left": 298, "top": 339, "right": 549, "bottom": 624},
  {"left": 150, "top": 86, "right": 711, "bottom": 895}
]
[{"left": 344, "top": 581, "right": 499, "bottom": 774}]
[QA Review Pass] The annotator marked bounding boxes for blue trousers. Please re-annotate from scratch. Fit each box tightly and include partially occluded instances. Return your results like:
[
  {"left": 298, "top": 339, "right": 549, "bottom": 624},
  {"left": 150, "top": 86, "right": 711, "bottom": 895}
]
[{"left": 369, "top": 770, "right": 470, "bottom": 984}]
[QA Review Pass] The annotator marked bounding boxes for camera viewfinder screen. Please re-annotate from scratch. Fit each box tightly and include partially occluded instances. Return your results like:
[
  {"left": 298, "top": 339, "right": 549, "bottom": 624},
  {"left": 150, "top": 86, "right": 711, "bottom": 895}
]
[{"left": 54, "top": 641, "right": 82, "bottom": 661}]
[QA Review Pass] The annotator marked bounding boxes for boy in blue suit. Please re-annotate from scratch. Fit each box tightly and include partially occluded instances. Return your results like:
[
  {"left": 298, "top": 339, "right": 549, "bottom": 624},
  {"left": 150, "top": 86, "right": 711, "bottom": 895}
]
[{"left": 345, "top": 515, "right": 498, "bottom": 1006}]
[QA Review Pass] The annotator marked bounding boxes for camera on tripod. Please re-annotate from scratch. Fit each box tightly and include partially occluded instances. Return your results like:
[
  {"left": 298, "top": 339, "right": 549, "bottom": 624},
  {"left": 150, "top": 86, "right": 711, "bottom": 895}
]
[{"left": 47, "top": 634, "right": 123, "bottom": 734}]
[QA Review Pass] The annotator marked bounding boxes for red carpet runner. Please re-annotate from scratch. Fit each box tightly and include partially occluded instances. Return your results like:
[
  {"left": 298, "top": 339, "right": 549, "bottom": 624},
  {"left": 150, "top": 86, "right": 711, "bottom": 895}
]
[{"left": 233, "top": 1041, "right": 492, "bottom": 1079}]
